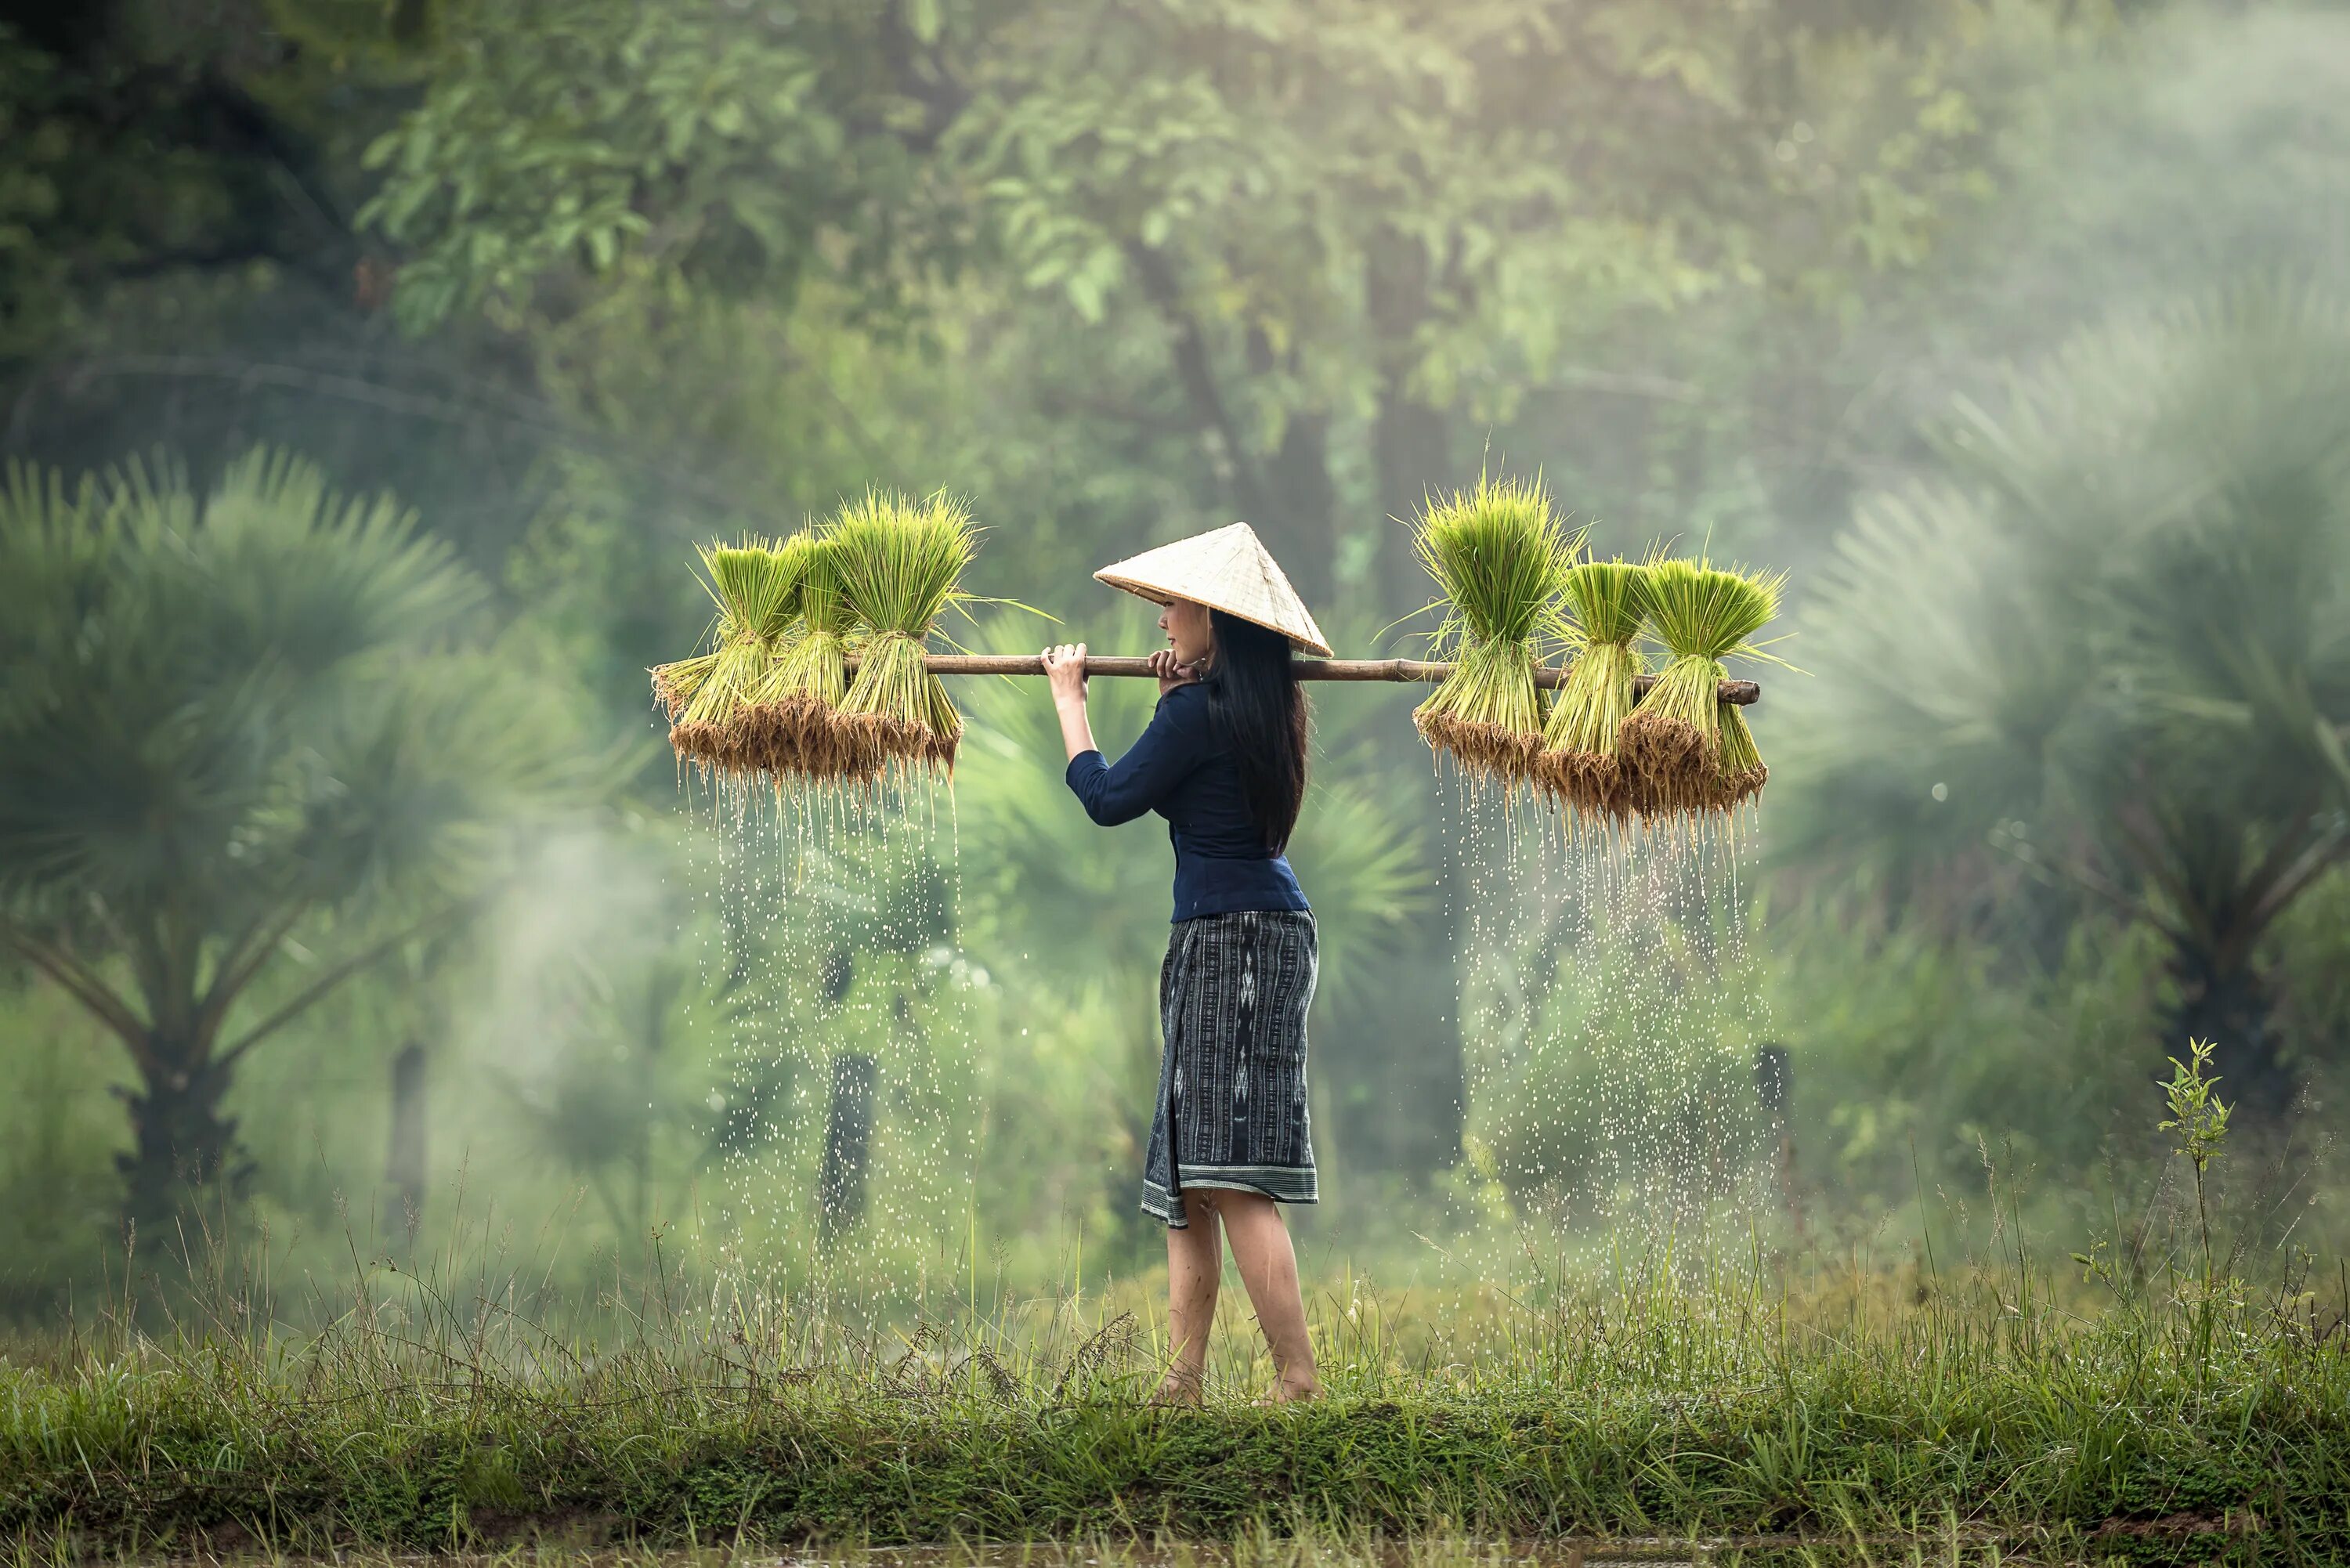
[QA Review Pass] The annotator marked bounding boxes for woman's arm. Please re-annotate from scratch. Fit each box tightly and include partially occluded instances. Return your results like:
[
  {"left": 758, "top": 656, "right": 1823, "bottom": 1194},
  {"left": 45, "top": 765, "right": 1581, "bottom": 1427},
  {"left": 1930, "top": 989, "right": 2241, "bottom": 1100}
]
[
  {"left": 1051, "top": 645, "right": 1206, "bottom": 826},
  {"left": 1042, "top": 641, "right": 1097, "bottom": 761}
]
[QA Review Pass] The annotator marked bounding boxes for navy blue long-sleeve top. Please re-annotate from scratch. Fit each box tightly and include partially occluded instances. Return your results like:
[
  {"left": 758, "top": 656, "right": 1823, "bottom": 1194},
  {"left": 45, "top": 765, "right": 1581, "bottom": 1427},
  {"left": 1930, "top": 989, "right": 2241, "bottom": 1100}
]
[{"left": 1064, "top": 681, "right": 1310, "bottom": 923}]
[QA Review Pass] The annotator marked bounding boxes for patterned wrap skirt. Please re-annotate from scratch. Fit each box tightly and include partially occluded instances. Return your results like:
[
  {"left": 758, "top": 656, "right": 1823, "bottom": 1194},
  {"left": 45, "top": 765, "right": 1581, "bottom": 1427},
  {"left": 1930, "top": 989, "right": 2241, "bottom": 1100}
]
[{"left": 1142, "top": 909, "right": 1319, "bottom": 1229}]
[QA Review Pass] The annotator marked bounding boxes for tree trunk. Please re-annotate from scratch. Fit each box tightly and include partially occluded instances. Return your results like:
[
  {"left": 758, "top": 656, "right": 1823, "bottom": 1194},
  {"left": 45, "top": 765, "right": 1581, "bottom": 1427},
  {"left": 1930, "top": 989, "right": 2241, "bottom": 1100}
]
[
  {"left": 1241, "top": 323, "right": 1337, "bottom": 606},
  {"left": 2170, "top": 945, "right": 2294, "bottom": 1125},
  {"left": 1368, "top": 230, "right": 1455, "bottom": 625},
  {"left": 117, "top": 1041, "right": 247, "bottom": 1230},
  {"left": 1260, "top": 408, "right": 1338, "bottom": 607},
  {"left": 1374, "top": 392, "right": 1452, "bottom": 620},
  {"left": 817, "top": 1051, "right": 878, "bottom": 1248},
  {"left": 384, "top": 1040, "right": 428, "bottom": 1244}
]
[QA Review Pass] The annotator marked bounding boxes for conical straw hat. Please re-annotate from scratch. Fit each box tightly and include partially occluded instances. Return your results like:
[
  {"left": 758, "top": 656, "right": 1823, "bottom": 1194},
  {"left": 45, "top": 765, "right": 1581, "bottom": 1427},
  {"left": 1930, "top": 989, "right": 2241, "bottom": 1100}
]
[{"left": 1094, "top": 522, "right": 1333, "bottom": 656}]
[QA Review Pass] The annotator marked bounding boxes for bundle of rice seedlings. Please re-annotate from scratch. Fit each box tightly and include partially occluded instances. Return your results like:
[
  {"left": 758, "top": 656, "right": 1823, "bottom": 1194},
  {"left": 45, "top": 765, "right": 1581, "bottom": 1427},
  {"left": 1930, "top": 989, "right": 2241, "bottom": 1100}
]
[
  {"left": 659, "top": 535, "right": 808, "bottom": 777},
  {"left": 651, "top": 649, "right": 714, "bottom": 724},
  {"left": 729, "top": 529, "right": 828, "bottom": 773},
  {"left": 1535, "top": 557, "right": 1653, "bottom": 818},
  {"left": 1701, "top": 567, "right": 1785, "bottom": 815},
  {"left": 765, "top": 531, "right": 876, "bottom": 782},
  {"left": 1712, "top": 674, "right": 1770, "bottom": 811},
  {"left": 830, "top": 489, "right": 980, "bottom": 780},
  {"left": 1617, "top": 558, "right": 1784, "bottom": 815},
  {"left": 1410, "top": 473, "right": 1582, "bottom": 789}
]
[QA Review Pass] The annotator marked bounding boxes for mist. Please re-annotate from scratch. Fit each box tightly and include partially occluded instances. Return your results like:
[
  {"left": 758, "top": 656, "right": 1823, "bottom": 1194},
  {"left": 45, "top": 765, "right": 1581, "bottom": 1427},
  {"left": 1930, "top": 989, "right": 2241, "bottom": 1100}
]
[{"left": 4, "top": 0, "right": 2348, "bottom": 1325}]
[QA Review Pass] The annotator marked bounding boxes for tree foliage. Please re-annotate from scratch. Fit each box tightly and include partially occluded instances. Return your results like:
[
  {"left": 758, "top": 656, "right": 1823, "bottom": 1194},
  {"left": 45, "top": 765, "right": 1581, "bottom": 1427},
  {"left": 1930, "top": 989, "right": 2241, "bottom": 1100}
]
[
  {"left": 363, "top": 0, "right": 2037, "bottom": 607},
  {"left": 360, "top": 0, "right": 967, "bottom": 333}
]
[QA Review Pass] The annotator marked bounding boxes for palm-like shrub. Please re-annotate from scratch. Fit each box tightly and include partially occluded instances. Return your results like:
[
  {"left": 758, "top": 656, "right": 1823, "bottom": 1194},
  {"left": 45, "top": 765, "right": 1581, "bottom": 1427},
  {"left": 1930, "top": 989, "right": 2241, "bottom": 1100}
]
[
  {"left": 0, "top": 451, "right": 577, "bottom": 1222},
  {"left": 1781, "top": 285, "right": 2350, "bottom": 1118}
]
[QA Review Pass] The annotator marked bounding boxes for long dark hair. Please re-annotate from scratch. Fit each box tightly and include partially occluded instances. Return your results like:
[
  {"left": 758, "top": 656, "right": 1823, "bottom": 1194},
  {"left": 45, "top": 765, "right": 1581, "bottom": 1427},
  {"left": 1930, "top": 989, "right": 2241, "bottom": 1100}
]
[{"left": 1202, "top": 608, "right": 1309, "bottom": 853}]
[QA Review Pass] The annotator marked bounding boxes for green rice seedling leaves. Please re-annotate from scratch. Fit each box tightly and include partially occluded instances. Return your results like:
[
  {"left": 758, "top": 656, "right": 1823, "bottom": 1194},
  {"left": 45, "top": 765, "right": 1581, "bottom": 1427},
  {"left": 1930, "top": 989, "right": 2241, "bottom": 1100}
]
[
  {"left": 705, "top": 533, "right": 808, "bottom": 644},
  {"left": 1537, "top": 557, "right": 1654, "bottom": 821},
  {"left": 832, "top": 489, "right": 982, "bottom": 780},
  {"left": 735, "top": 529, "right": 830, "bottom": 774},
  {"left": 1411, "top": 472, "right": 1584, "bottom": 790},
  {"left": 768, "top": 530, "right": 877, "bottom": 783},
  {"left": 1619, "top": 557, "right": 1785, "bottom": 816}
]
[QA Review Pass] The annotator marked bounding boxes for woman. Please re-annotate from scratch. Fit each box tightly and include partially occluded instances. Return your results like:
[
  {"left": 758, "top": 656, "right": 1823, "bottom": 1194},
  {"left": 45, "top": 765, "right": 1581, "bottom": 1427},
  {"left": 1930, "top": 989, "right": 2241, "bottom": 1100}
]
[{"left": 1039, "top": 522, "right": 1332, "bottom": 1405}]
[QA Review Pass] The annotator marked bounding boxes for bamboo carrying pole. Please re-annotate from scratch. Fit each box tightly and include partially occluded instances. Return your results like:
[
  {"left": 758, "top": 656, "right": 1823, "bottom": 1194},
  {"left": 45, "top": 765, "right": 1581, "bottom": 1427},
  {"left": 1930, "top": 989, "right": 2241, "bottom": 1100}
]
[{"left": 859, "top": 653, "right": 1761, "bottom": 705}]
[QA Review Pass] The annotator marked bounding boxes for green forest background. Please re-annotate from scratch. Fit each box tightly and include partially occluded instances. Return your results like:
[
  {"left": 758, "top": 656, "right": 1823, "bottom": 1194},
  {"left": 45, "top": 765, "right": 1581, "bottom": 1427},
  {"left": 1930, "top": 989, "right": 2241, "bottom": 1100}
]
[{"left": 4, "top": 0, "right": 2349, "bottom": 1315}]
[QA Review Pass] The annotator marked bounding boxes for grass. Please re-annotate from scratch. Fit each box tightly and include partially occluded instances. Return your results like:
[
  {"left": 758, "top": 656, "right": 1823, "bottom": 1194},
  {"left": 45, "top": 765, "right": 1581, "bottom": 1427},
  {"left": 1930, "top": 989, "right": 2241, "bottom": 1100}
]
[
  {"left": 0, "top": 1064, "right": 2323, "bottom": 1568},
  {"left": 0, "top": 1528, "right": 2302, "bottom": 1568},
  {"left": 5, "top": 1234, "right": 2346, "bottom": 1565},
  {"left": 0, "top": 1532, "right": 2258, "bottom": 1568},
  {"left": 1409, "top": 475, "right": 1584, "bottom": 793},
  {"left": 1618, "top": 560, "right": 1784, "bottom": 817}
]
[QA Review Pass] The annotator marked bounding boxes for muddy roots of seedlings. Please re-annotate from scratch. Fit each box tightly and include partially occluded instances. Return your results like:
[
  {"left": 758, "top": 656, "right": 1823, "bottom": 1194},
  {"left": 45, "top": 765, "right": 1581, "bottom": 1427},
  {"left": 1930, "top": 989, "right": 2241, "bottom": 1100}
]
[
  {"left": 1413, "top": 636, "right": 1556, "bottom": 793},
  {"left": 663, "top": 633, "right": 781, "bottom": 779},
  {"left": 1415, "top": 706, "right": 1546, "bottom": 786},
  {"left": 1618, "top": 667, "right": 1719, "bottom": 815},
  {"left": 1617, "top": 677, "right": 1767, "bottom": 817},
  {"left": 659, "top": 657, "right": 874, "bottom": 786},
  {"left": 1536, "top": 745, "right": 1631, "bottom": 821}
]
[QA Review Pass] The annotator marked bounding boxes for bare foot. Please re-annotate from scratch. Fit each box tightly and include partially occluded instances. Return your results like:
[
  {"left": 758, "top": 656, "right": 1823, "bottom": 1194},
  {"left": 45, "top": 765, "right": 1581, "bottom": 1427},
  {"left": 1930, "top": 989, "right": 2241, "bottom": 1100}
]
[
  {"left": 1147, "top": 1371, "right": 1205, "bottom": 1407},
  {"left": 1254, "top": 1377, "right": 1321, "bottom": 1405}
]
